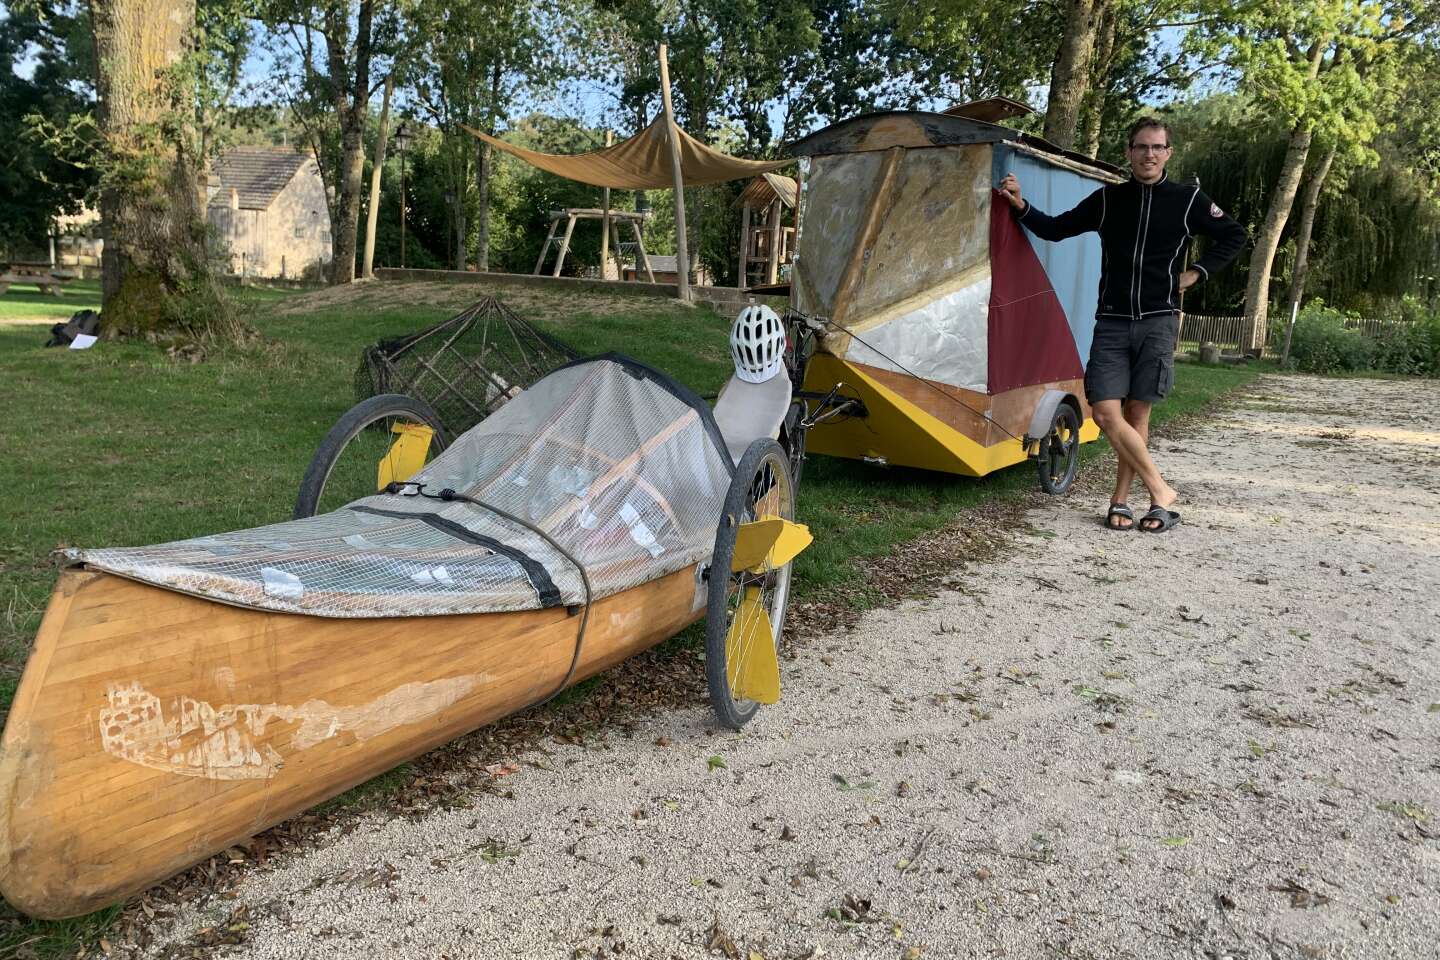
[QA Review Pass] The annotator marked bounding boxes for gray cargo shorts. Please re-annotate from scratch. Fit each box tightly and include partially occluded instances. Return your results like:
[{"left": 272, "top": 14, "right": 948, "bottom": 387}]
[{"left": 1084, "top": 313, "right": 1179, "bottom": 405}]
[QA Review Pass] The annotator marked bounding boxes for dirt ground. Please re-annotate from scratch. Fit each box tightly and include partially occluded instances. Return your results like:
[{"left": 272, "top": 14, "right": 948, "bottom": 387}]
[{"left": 141, "top": 373, "right": 1438, "bottom": 960}]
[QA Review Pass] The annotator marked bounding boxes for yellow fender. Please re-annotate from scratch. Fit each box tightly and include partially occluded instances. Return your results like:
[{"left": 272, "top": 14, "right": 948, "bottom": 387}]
[
  {"left": 721, "top": 516, "right": 812, "bottom": 704},
  {"left": 727, "top": 586, "right": 780, "bottom": 703},
  {"left": 730, "top": 516, "right": 813, "bottom": 573},
  {"left": 376, "top": 422, "right": 436, "bottom": 490}
]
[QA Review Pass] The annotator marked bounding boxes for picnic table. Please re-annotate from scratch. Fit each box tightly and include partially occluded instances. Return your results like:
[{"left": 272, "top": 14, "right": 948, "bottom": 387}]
[{"left": 0, "top": 260, "right": 70, "bottom": 296}]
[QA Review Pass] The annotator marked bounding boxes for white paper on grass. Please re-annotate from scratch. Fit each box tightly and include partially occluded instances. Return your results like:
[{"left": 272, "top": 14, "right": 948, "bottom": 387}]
[{"left": 69, "top": 334, "right": 97, "bottom": 350}]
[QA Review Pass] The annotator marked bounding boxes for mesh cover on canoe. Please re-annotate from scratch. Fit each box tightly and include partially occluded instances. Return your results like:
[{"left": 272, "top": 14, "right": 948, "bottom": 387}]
[{"left": 73, "top": 356, "right": 734, "bottom": 617}]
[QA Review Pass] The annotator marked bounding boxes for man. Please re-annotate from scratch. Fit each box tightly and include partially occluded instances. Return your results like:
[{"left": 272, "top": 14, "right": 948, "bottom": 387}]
[{"left": 999, "top": 117, "right": 1245, "bottom": 533}]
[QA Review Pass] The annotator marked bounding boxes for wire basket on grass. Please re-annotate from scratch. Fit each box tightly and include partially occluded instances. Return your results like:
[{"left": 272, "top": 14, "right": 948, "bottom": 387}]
[{"left": 355, "top": 296, "right": 580, "bottom": 437}]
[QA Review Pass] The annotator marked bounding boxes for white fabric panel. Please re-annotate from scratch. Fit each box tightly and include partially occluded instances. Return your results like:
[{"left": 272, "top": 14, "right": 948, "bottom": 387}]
[
  {"left": 74, "top": 358, "right": 734, "bottom": 618},
  {"left": 842, "top": 277, "right": 991, "bottom": 392}
]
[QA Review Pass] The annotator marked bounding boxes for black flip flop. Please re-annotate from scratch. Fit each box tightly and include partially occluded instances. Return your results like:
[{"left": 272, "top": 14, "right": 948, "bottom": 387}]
[
  {"left": 1139, "top": 504, "right": 1181, "bottom": 533},
  {"left": 1105, "top": 503, "right": 1135, "bottom": 531}
]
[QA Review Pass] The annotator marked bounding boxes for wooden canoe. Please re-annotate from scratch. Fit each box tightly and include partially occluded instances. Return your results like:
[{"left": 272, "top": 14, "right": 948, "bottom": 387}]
[{"left": 0, "top": 564, "right": 703, "bottom": 919}]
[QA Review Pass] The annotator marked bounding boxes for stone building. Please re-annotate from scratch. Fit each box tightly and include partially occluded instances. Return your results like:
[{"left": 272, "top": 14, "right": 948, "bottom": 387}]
[{"left": 207, "top": 147, "right": 332, "bottom": 280}]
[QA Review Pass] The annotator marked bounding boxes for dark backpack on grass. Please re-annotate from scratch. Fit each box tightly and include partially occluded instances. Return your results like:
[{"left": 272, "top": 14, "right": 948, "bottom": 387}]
[{"left": 45, "top": 310, "right": 101, "bottom": 348}]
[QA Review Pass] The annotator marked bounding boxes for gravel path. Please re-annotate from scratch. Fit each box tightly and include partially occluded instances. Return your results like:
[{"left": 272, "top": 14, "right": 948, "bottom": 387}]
[{"left": 151, "top": 374, "right": 1440, "bottom": 960}]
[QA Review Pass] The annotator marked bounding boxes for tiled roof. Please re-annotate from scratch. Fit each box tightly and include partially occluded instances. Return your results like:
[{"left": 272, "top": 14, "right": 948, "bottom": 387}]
[{"left": 208, "top": 147, "right": 312, "bottom": 211}]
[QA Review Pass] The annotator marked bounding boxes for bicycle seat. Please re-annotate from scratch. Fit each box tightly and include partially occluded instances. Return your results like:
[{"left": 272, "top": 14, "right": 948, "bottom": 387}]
[{"left": 712, "top": 372, "right": 793, "bottom": 467}]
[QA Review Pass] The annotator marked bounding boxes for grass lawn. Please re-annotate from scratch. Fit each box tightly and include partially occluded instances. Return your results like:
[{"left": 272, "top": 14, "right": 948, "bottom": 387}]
[
  {"left": 0, "top": 278, "right": 103, "bottom": 323},
  {"left": 0, "top": 279, "right": 1265, "bottom": 954}
]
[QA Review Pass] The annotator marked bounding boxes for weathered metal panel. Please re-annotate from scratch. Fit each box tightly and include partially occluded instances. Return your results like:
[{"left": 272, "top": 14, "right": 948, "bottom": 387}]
[
  {"left": 845, "top": 144, "right": 991, "bottom": 322},
  {"left": 787, "top": 111, "right": 1013, "bottom": 158},
  {"left": 794, "top": 151, "right": 882, "bottom": 316}
]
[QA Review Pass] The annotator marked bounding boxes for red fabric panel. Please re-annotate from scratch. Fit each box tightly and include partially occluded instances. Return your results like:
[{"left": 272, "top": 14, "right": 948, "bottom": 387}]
[{"left": 987, "top": 197, "right": 1084, "bottom": 395}]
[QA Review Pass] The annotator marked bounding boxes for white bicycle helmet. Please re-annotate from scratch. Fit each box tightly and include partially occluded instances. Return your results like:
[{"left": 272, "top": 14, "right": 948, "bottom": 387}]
[{"left": 730, "top": 304, "right": 786, "bottom": 383}]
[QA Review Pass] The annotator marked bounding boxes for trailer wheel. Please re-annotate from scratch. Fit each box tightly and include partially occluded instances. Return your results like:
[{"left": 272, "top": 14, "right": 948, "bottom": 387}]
[
  {"left": 294, "top": 394, "right": 449, "bottom": 518},
  {"left": 704, "top": 438, "right": 796, "bottom": 730},
  {"left": 1036, "top": 402, "right": 1080, "bottom": 495}
]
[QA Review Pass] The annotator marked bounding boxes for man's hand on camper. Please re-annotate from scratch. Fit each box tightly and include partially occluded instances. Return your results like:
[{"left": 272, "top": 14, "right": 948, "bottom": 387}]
[{"left": 999, "top": 174, "right": 1024, "bottom": 210}]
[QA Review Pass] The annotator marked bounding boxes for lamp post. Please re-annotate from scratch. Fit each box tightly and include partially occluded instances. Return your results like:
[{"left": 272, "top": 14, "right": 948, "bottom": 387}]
[{"left": 394, "top": 121, "right": 413, "bottom": 269}]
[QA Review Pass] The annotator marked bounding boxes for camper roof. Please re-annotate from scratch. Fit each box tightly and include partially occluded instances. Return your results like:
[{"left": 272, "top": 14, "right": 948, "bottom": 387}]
[{"left": 787, "top": 110, "right": 1125, "bottom": 183}]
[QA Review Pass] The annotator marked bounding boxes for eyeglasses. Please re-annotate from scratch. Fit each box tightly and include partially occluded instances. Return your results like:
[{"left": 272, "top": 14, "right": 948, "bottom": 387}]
[{"left": 1128, "top": 143, "right": 1171, "bottom": 154}]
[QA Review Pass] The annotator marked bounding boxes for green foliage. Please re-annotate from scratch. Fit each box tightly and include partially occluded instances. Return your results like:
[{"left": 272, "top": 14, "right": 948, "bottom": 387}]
[
  {"left": 1283, "top": 299, "right": 1440, "bottom": 376},
  {"left": 1167, "top": 93, "right": 1440, "bottom": 317},
  {"left": 0, "top": 2, "right": 97, "bottom": 250},
  {"left": 1282, "top": 303, "right": 1377, "bottom": 374}
]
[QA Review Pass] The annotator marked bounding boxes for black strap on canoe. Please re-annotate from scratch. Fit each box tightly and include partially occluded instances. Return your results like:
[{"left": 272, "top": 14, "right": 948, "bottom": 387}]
[
  {"left": 386, "top": 483, "right": 595, "bottom": 713},
  {"left": 348, "top": 504, "right": 562, "bottom": 608}
]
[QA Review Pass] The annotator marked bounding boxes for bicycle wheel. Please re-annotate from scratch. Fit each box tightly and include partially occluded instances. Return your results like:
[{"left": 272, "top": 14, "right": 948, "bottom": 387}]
[
  {"left": 705, "top": 438, "right": 796, "bottom": 729},
  {"left": 1036, "top": 402, "right": 1080, "bottom": 496},
  {"left": 293, "top": 394, "right": 449, "bottom": 519}
]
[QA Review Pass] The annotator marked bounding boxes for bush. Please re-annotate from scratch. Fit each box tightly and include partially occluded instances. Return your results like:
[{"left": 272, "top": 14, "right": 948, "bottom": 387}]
[
  {"left": 1284, "top": 298, "right": 1440, "bottom": 377},
  {"left": 1285, "top": 303, "right": 1376, "bottom": 374}
]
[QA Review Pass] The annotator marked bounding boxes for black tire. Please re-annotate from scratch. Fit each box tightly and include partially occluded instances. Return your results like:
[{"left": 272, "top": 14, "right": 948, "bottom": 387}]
[
  {"left": 779, "top": 400, "right": 807, "bottom": 491},
  {"left": 294, "top": 394, "right": 449, "bottom": 519},
  {"left": 1036, "top": 401, "right": 1081, "bottom": 495},
  {"left": 705, "top": 438, "right": 796, "bottom": 729}
]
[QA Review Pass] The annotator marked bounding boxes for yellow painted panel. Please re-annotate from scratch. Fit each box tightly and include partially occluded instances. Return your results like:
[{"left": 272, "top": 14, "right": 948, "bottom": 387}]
[
  {"left": 801, "top": 355, "right": 1099, "bottom": 477},
  {"left": 731, "top": 517, "right": 814, "bottom": 573},
  {"left": 726, "top": 587, "right": 780, "bottom": 704},
  {"left": 376, "top": 423, "right": 436, "bottom": 490}
]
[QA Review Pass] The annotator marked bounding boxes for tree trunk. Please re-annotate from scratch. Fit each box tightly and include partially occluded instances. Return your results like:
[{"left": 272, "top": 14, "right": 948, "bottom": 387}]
[
  {"left": 1285, "top": 142, "right": 1337, "bottom": 310},
  {"left": 1044, "top": 0, "right": 1105, "bottom": 150},
  {"left": 476, "top": 139, "right": 491, "bottom": 271},
  {"left": 1243, "top": 123, "right": 1313, "bottom": 353},
  {"left": 89, "top": 0, "right": 223, "bottom": 335},
  {"left": 327, "top": 0, "right": 374, "bottom": 285},
  {"left": 476, "top": 61, "right": 501, "bottom": 273},
  {"left": 362, "top": 74, "right": 393, "bottom": 279},
  {"left": 1076, "top": 1, "right": 1116, "bottom": 158},
  {"left": 454, "top": 207, "right": 466, "bottom": 271}
]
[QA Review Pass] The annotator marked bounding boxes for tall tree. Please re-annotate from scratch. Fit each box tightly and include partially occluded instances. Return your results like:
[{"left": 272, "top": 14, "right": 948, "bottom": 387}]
[
  {"left": 1196, "top": 0, "right": 1427, "bottom": 350},
  {"left": 411, "top": 0, "right": 553, "bottom": 271},
  {"left": 778, "top": 0, "right": 929, "bottom": 143},
  {"left": 1283, "top": 142, "right": 1337, "bottom": 310},
  {"left": 87, "top": 0, "right": 236, "bottom": 334},
  {"left": 265, "top": 0, "right": 407, "bottom": 284}
]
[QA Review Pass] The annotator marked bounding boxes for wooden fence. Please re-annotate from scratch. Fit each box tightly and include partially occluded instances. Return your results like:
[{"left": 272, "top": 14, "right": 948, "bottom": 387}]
[
  {"left": 1176, "top": 313, "right": 1255, "bottom": 356},
  {"left": 1175, "top": 311, "right": 1416, "bottom": 359}
]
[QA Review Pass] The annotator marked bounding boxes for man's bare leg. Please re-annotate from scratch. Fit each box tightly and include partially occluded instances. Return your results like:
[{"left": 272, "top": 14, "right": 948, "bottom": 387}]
[
  {"left": 1091, "top": 399, "right": 1176, "bottom": 521},
  {"left": 1108, "top": 400, "right": 1152, "bottom": 526}
]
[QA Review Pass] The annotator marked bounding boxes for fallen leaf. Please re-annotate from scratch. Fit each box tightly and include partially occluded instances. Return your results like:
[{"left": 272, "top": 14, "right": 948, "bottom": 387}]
[
  {"left": 1161, "top": 836, "right": 1190, "bottom": 847},
  {"left": 707, "top": 755, "right": 727, "bottom": 771}
]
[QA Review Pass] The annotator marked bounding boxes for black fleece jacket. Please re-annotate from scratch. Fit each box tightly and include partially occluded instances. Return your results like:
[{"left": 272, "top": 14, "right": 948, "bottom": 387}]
[{"left": 1015, "top": 172, "right": 1246, "bottom": 321}]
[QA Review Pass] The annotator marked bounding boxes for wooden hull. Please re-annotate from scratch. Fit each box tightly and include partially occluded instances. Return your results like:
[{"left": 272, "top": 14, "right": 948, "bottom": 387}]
[{"left": 0, "top": 566, "right": 703, "bottom": 919}]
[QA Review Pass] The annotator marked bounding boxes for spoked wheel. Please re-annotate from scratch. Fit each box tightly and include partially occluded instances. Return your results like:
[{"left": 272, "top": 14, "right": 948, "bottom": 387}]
[
  {"left": 294, "top": 394, "right": 449, "bottom": 519},
  {"left": 705, "top": 438, "right": 796, "bottom": 730},
  {"left": 1036, "top": 402, "right": 1081, "bottom": 495}
]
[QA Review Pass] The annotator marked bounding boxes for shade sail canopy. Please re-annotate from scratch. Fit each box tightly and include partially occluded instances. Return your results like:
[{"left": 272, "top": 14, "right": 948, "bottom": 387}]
[{"left": 462, "top": 117, "right": 792, "bottom": 190}]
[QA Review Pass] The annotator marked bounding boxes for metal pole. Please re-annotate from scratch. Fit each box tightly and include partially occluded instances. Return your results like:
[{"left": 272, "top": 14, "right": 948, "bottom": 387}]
[
  {"left": 1281, "top": 298, "right": 1300, "bottom": 365},
  {"left": 400, "top": 143, "right": 407, "bottom": 270},
  {"left": 600, "top": 129, "right": 613, "bottom": 280},
  {"left": 657, "top": 44, "right": 690, "bottom": 302}
]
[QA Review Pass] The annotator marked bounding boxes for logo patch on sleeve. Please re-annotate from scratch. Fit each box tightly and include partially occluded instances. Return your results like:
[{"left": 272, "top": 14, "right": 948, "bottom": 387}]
[{"left": 1210, "top": 203, "right": 1225, "bottom": 218}]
